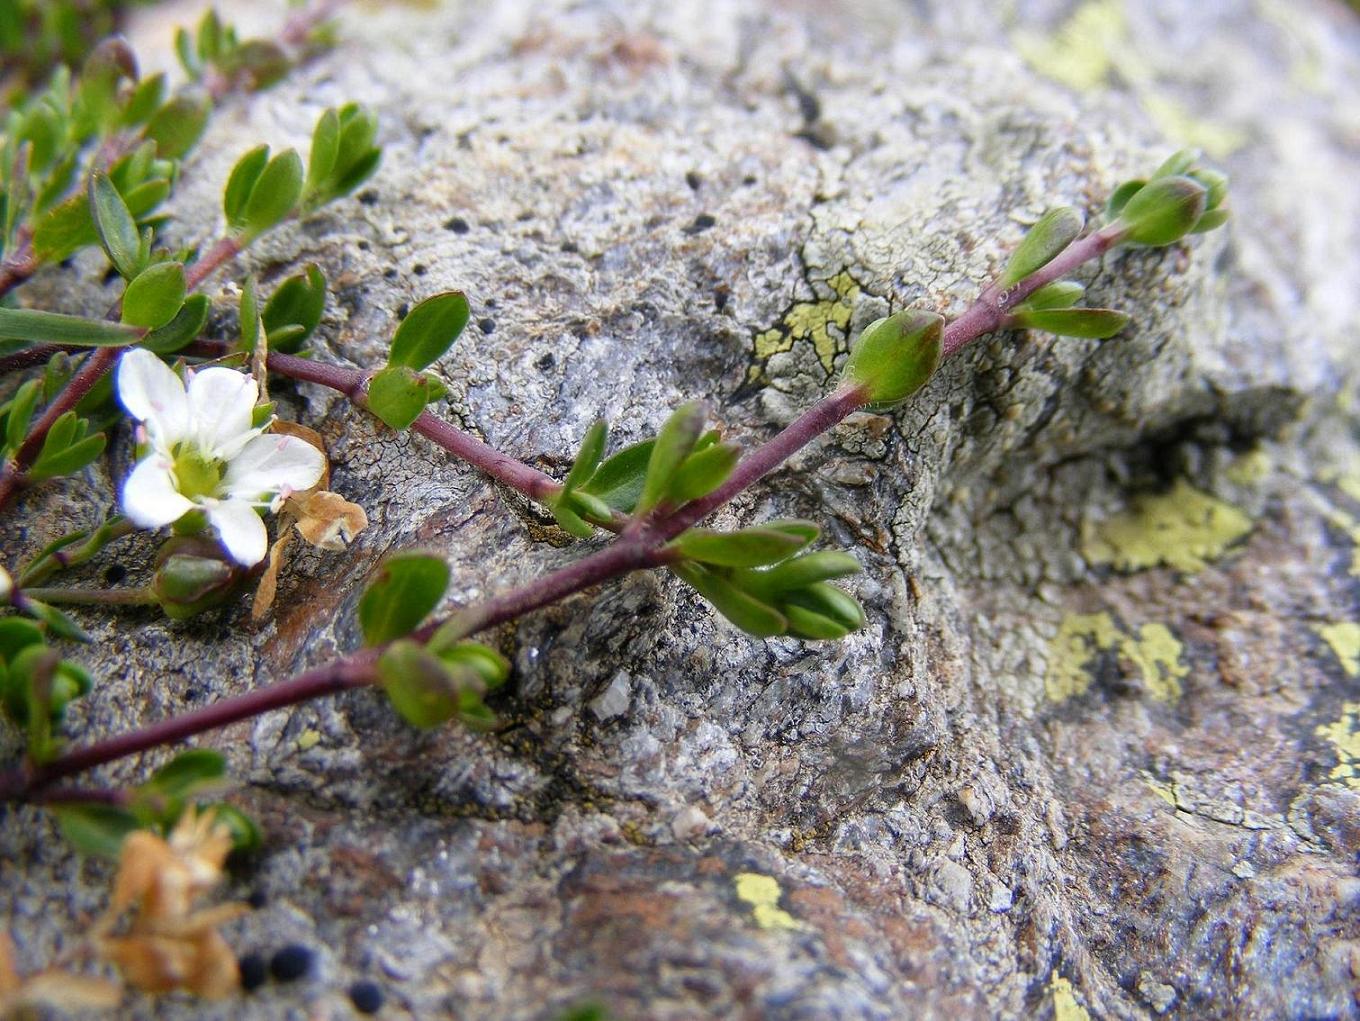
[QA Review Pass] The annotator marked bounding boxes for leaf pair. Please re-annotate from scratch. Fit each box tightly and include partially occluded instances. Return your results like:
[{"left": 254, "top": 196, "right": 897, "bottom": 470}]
[
  {"left": 356, "top": 551, "right": 508, "bottom": 730},
  {"left": 1107, "top": 150, "right": 1230, "bottom": 244},
  {"left": 1006, "top": 279, "right": 1130, "bottom": 339},
  {"left": 367, "top": 292, "right": 469, "bottom": 429},
  {"left": 670, "top": 537, "right": 865, "bottom": 640},
  {"left": 54, "top": 749, "right": 259, "bottom": 859},
  {"left": 175, "top": 9, "right": 290, "bottom": 93},
  {"left": 840, "top": 310, "right": 943, "bottom": 407},
  {"left": 301, "top": 104, "right": 382, "bottom": 213},
  {"left": 0, "top": 617, "right": 92, "bottom": 763}
]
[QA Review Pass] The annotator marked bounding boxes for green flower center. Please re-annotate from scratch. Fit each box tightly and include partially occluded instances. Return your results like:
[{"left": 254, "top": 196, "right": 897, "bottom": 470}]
[{"left": 172, "top": 445, "right": 224, "bottom": 501}]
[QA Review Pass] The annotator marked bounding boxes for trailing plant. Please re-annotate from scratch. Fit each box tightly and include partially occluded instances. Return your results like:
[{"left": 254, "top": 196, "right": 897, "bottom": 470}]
[{"left": 0, "top": 6, "right": 1231, "bottom": 1003}]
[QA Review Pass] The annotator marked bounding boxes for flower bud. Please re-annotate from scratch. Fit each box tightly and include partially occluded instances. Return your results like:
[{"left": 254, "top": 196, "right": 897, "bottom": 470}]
[
  {"left": 1115, "top": 176, "right": 1207, "bottom": 247},
  {"left": 841, "top": 310, "right": 943, "bottom": 407},
  {"left": 152, "top": 540, "right": 246, "bottom": 620}
]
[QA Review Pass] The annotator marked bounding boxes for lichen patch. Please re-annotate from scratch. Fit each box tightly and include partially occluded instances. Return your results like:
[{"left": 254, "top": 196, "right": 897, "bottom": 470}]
[
  {"left": 1315, "top": 622, "right": 1360, "bottom": 677},
  {"left": 1315, "top": 702, "right": 1360, "bottom": 789},
  {"left": 1082, "top": 479, "right": 1253, "bottom": 573},
  {"left": 734, "top": 873, "right": 803, "bottom": 932},
  {"left": 1045, "top": 613, "right": 1189, "bottom": 703}
]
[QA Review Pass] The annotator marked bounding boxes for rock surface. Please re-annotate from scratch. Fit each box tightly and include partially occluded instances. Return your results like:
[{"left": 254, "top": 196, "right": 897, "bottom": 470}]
[{"left": 4, "top": 0, "right": 1360, "bottom": 1018}]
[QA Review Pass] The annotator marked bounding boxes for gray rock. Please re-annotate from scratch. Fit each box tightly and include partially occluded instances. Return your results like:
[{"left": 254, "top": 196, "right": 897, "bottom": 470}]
[{"left": 3, "top": 0, "right": 1359, "bottom": 1019}]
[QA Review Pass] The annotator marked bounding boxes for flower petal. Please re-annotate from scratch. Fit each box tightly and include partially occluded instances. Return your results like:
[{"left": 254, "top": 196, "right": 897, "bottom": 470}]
[
  {"left": 205, "top": 500, "right": 268, "bottom": 566},
  {"left": 186, "top": 367, "right": 258, "bottom": 460},
  {"left": 116, "top": 349, "right": 188, "bottom": 447},
  {"left": 222, "top": 433, "right": 325, "bottom": 500},
  {"left": 122, "top": 456, "right": 196, "bottom": 528}
]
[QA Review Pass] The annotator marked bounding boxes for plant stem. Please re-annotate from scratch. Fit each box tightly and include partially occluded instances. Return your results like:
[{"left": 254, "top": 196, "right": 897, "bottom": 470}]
[
  {"left": 19, "top": 517, "right": 135, "bottom": 587},
  {"left": 185, "top": 236, "right": 244, "bottom": 291},
  {"left": 21, "top": 585, "right": 156, "bottom": 607},
  {"left": 0, "top": 222, "right": 1132, "bottom": 801},
  {"left": 0, "top": 346, "right": 119, "bottom": 510},
  {"left": 0, "top": 231, "right": 36, "bottom": 301},
  {"left": 940, "top": 223, "right": 1125, "bottom": 358},
  {"left": 259, "top": 349, "right": 564, "bottom": 503},
  {"left": 0, "top": 650, "right": 380, "bottom": 800}
]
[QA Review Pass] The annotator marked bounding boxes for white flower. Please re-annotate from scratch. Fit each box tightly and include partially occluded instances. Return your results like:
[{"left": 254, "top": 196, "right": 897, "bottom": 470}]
[{"left": 116, "top": 349, "right": 325, "bottom": 567}]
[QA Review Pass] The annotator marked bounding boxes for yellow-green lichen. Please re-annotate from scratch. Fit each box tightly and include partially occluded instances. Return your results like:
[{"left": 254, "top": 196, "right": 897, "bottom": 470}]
[
  {"left": 1141, "top": 771, "right": 1177, "bottom": 808},
  {"left": 1050, "top": 971, "right": 1092, "bottom": 1021},
  {"left": 1014, "top": 0, "right": 1245, "bottom": 157},
  {"left": 1082, "top": 479, "right": 1253, "bottom": 573},
  {"left": 1045, "top": 612, "right": 1120, "bottom": 702},
  {"left": 1338, "top": 474, "right": 1360, "bottom": 504},
  {"left": 1316, "top": 702, "right": 1360, "bottom": 789},
  {"left": 297, "top": 728, "right": 321, "bottom": 751},
  {"left": 1324, "top": 507, "right": 1360, "bottom": 577},
  {"left": 1224, "top": 448, "right": 1272, "bottom": 486},
  {"left": 1315, "top": 622, "right": 1360, "bottom": 677},
  {"left": 1014, "top": 0, "right": 1125, "bottom": 92},
  {"left": 1046, "top": 613, "right": 1189, "bottom": 703},
  {"left": 749, "top": 270, "right": 862, "bottom": 382},
  {"left": 734, "top": 872, "right": 803, "bottom": 931}
]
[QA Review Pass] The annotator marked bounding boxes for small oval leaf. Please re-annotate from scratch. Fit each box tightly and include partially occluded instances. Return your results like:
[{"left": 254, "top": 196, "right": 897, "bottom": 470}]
[
  {"left": 122, "top": 262, "right": 186, "bottom": 329},
  {"left": 1000, "top": 207, "right": 1084, "bottom": 287},
  {"left": 358, "top": 551, "right": 451, "bottom": 646},
  {"left": 388, "top": 291, "right": 470, "bottom": 371}
]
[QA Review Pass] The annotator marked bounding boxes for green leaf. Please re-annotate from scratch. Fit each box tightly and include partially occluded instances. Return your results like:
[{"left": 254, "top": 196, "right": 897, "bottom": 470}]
[
  {"left": 204, "top": 803, "right": 261, "bottom": 852},
  {"left": 263, "top": 264, "right": 326, "bottom": 352},
  {"left": 89, "top": 170, "right": 141, "bottom": 278},
  {"left": 141, "top": 749, "right": 226, "bottom": 800},
  {"left": 1116, "top": 176, "right": 1207, "bottom": 247},
  {"left": 121, "top": 72, "right": 167, "bottom": 127},
  {"left": 1000, "top": 207, "right": 1084, "bottom": 287},
  {"left": 33, "top": 191, "right": 96, "bottom": 262},
  {"left": 1105, "top": 180, "right": 1145, "bottom": 220},
  {"left": 671, "top": 526, "right": 810, "bottom": 568},
  {"left": 122, "top": 262, "right": 186, "bottom": 329},
  {"left": 142, "top": 293, "right": 210, "bottom": 353},
  {"left": 0, "top": 618, "right": 44, "bottom": 662},
  {"left": 175, "top": 26, "right": 199, "bottom": 76},
  {"left": 738, "top": 551, "right": 861, "bottom": 597},
  {"left": 23, "top": 598, "right": 90, "bottom": 642},
  {"left": 784, "top": 582, "right": 865, "bottom": 632},
  {"left": 578, "top": 439, "right": 653, "bottom": 513},
  {"left": 1151, "top": 149, "right": 1198, "bottom": 179},
  {"left": 563, "top": 419, "right": 608, "bottom": 495},
  {"left": 1190, "top": 208, "right": 1230, "bottom": 234},
  {"left": 783, "top": 604, "right": 851, "bottom": 641},
  {"left": 358, "top": 551, "right": 450, "bottom": 645},
  {"left": 563, "top": 490, "right": 613, "bottom": 522},
  {"left": 1012, "top": 307, "right": 1131, "bottom": 339},
  {"left": 840, "top": 309, "right": 942, "bottom": 407},
  {"left": 368, "top": 365, "right": 443, "bottom": 430},
  {"left": 388, "top": 291, "right": 470, "bottom": 371},
  {"left": 551, "top": 501, "right": 594, "bottom": 539},
  {"left": 144, "top": 94, "right": 211, "bottom": 160},
  {"left": 239, "top": 276, "right": 262, "bottom": 352},
  {"left": 637, "top": 402, "right": 705, "bottom": 515},
  {"left": 53, "top": 803, "right": 142, "bottom": 859},
  {"left": 226, "top": 40, "right": 290, "bottom": 91},
  {"left": 433, "top": 640, "right": 510, "bottom": 690},
  {"left": 30, "top": 424, "right": 105, "bottom": 482},
  {"left": 4, "top": 379, "right": 42, "bottom": 453},
  {"left": 671, "top": 562, "right": 787, "bottom": 638},
  {"left": 1021, "top": 281, "right": 1085, "bottom": 311},
  {"left": 378, "top": 639, "right": 460, "bottom": 728},
  {"left": 223, "top": 144, "right": 269, "bottom": 230},
  {"left": 241, "top": 148, "right": 304, "bottom": 239},
  {"left": 667, "top": 442, "right": 739, "bottom": 504},
  {"left": 1188, "top": 167, "right": 1228, "bottom": 211},
  {"left": 304, "top": 108, "right": 340, "bottom": 203},
  {"left": 0, "top": 308, "right": 141, "bottom": 347}
]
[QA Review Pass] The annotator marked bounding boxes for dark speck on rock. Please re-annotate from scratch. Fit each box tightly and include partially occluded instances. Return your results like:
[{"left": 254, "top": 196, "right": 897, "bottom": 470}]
[
  {"left": 561, "top": 240, "right": 579, "bottom": 253},
  {"left": 269, "top": 944, "right": 314, "bottom": 983},
  {"left": 103, "top": 564, "right": 127, "bottom": 585},
  {"left": 238, "top": 952, "right": 268, "bottom": 992},
  {"left": 357, "top": 240, "right": 371, "bottom": 251},
  {"left": 357, "top": 189, "right": 379, "bottom": 206},
  {"left": 349, "top": 980, "right": 385, "bottom": 1014},
  {"left": 383, "top": 268, "right": 398, "bottom": 279},
  {"left": 742, "top": 174, "right": 757, "bottom": 185},
  {"left": 536, "top": 353, "right": 555, "bottom": 371},
  {"left": 413, "top": 263, "right": 427, "bottom": 276},
  {"left": 685, "top": 170, "right": 702, "bottom": 190},
  {"left": 247, "top": 889, "right": 268, "bottom": 909},
  {"left": 396, "top": 302, "right": 410, "bottom": 318},
  {"left": 479, "top": 317, "right": 495, "bottom": 334},
  {"left": 685, "top": 213, "right": 716, "bottom": 235},
  {"left": 445, "top": 216, "right": 470, "bottom": 234}
]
